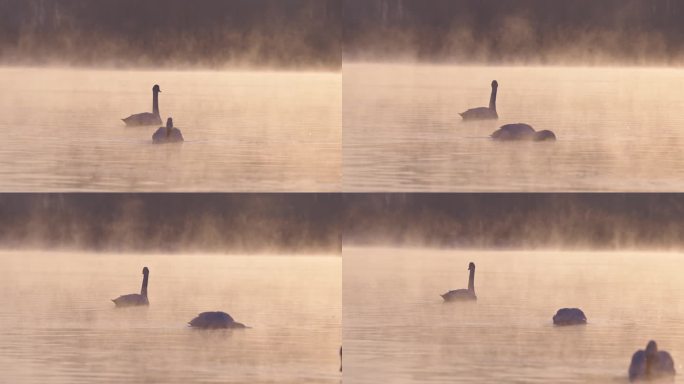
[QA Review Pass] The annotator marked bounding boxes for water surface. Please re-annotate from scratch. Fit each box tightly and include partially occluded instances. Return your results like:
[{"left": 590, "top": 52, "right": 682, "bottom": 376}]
[
  {"left": 0, "top": 67, "right": 340, "bottom": 191},
  {"left": 344, "top": 247, "right": 684, "bottom": 383},
  {"left": 343, "top": 63, "right": 684, "bottom": 191},
  {"left": 0, "top": 251, "right": 341, "bottom": 383}
]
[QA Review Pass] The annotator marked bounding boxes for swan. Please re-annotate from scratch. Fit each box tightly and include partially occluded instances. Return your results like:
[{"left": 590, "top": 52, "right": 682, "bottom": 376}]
[
  {"left": 188, "top": 311, "right": 248, "bottom": 329},
  {"left": 122, "top": 84, "right": 163, "bottom": 126},
  {"left": 112, "top": 267, "right": 149, "bottom": 307},
  {"left": 552, "top": 308, "right": 586, "bottom": 325},
  {"left": 441, "top": 262, "right": 477, "bottom": 301},
  {"left": 491, "top": 123, "right": 556, "bottom": 141},
  {"left": 460, "top": 80, "right": 498, "bottom": 120},
  {"left": 629, "top": 340, "right": 676, "bottom": 381},
  {"left": 152, "top": 117, "right": 184, "bottom": 144}
]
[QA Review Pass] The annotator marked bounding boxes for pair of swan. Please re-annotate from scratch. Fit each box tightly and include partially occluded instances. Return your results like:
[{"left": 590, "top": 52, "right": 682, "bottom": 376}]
[
  {"left": 112, "top": 267, "right": 245, "bottom": 329},
  {"left": 122, "top": 85, "right": 184, "bottom": 143},
  {"left": 442, "top": 262, "right": 676, "bottom": 381},
  {"left": 460, "top": 80, "right": 556, "bottom": 141}
]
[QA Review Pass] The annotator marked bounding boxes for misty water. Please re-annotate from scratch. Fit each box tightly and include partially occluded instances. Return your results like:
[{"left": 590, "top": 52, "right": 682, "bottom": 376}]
[
  {"left": 0, "top": 67, "right": 340, "bottom": 191},
  {"left": 0, "top": 251, "right": 341, "bottom": 383},
  {"left": 344, "top": 63, "right": 684, "bottom": 191},
  {"left": 344, "top": 247, "right": 684, "bottom": 383}
]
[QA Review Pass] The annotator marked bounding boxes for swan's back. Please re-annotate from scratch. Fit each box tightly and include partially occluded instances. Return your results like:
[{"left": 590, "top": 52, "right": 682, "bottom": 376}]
[
  {"left": 441, "top": 289, "right": 476, "bottom": 301},
  {"left": 552, "top": 308, "right": 586, "bottom": 325},
  {"left": 491, "top": 123, "right": 536, "bottom": 140},
  {"left": 189, "top": 311, "right": 246, "bottom": 329},
  {"left": 460, "top": 107, "right": 497, "bottom": 120},
  {"left": 123, "top": 112, "right": 162, "bottom": 127},
  {"left": 112, "top": 293, "right": 148, "bottom": 307},
  {"left": 152, "top": 127, "right": 184, "bottom": 144}
]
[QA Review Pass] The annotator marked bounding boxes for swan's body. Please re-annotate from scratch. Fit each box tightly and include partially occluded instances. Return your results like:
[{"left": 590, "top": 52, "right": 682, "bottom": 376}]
[
  {"left": 460, "top": 80, "right": 498, "bottom": 120},
  {"left": 441, "top": 262, "right": 477, "bottom": 301},
  {"left": 152, "top": 117, "right": 184, "bottom": 144},
  {"left": 188, "top": 311, "right": 247, "bottom": 329},
  {"left": 629, "top": 341, "right": 676, "bottom": 382},
  {"left": 491, "top": 123, "right": 556, "bottom": 141},
  {"left": 123, "top": 85, "right": 162, "bottom": 126},
  {"left": 553, "top": 308, "right": 586, "bottom": 325},
  {"left": 112, "top": 267, "right": 149, "bottom": 307}
]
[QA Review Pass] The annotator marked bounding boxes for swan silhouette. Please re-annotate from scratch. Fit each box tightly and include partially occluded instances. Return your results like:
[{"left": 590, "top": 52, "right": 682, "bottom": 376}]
[
  {"left": 188, "top": 311, "right": 248, "bottom": 329},
  {"left": 629, "top": 340, "right": 676, "bottom": 382},
  {"left": 122, "top": 85, "right": 163, "bottom": 126},
  {"left": 112, "top": 267, "right": 149, "bottom": 307},
  {"left": 441, "top": 262, "right": 477, "bottom": 301},
  {"left": 491, "top": 123, "right": 556, "bottom": 141},
  {"left": 152, "top": 117, "right": 184, "bottom": 144},
  {"left": 460, "top": 80, "right": 498, "bottom": 120},
  {"left": 553, "top": 308, "right": 586, "bottom": 325}
]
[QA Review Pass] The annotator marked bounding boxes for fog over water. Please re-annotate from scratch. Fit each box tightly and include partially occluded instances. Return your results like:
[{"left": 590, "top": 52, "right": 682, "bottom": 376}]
[
  {"left": 0, "top": 193, "right": 342, "bottom": 383},
  {"left": 0, "top": 68, "right": 341, "bottom": 191},
  {"left": 344, "top": 0, "right": 684, "bottom": 66},
  {"left": 343, "top": 64, "right": 684, "bottom": 191},
  {"left": 0, "top": 251, "right": 341, "bottom": 383},
  {"left": 0, "top": 0, "right": 341, "bottom": 70},
  {"left": 344, "top": 247, "right": 684, "bottom": 384}
]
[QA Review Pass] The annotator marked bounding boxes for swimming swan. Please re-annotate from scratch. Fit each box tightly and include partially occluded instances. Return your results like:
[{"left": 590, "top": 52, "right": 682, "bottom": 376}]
[
  {"left": 152, "top": 117, "right": 184, "bottom": 144},
  {"left": 460, "top": 80, "right": 498, "bottom": 120},
  {"left": 122, "top": 84, "right": 163, "bottom": 126},
  {"left": 553, "top": 308, "right": 586, "bottom": 325},
  {"left": 188, "top": 311, "right": 248, "bottom": 329},
  {"left": 491, "top": 123, "right": 556, "bottom": 141},
  {"left": 112, "top": 267, "right": 149, "bottom": 307},
  {"left": 629, "top": 340, "right": 676, "bottom": 381},
  {"left": 441, "top": 262, "right": 477, "bottom": 301}
]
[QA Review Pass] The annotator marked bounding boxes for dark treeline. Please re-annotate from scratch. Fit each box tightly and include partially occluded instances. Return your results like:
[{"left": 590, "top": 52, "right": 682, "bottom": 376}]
[
  {"left": 0, "top": 194, "right": 341, "bottom": 254},
  {"left": 343, "top": 194, "right": 684, "bottom": 250},
  {"left": 344, "top": 0, "right": 684, "bottom": 65},
  {"left": 0, "top": 0, "right": 341, "bottom": 69}
]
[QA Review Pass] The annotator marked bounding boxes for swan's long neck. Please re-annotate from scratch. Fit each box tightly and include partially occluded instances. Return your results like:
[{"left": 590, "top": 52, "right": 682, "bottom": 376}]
[
  {"left": 141, "top": 273, "right": 149, "bottom": 297},
  {"left": 489, "top": 86, "right": 497, "bottom": 111},
  {"left": 153, "top": 91, "right": 160, "bottom": 116},
  {"left": 468, "top": 268, "right": 475, "bottom": 292}
]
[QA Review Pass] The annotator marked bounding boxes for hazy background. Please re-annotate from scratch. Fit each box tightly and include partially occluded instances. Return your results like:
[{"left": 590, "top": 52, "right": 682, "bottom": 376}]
[
  {"left": 343, "top": 194, "right": 684, "bottom": 250},
  {"left": 344, "top": 0, "right": 684, "bottom": 65},
  {"left": 0, "top": 194, "right": 341, "bottom": 253},
  {"left": 0, "top": 0, "right": 341, "bottom": 69}
]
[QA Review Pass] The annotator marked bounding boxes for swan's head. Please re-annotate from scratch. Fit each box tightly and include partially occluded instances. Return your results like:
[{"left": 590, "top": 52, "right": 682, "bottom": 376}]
[
  {"left": 468, "top": 262, "right": 475, "bottom": 271},
  {"left": 491, "top": 80, "right": 498, "bottom": 89},
  {"left": 166, "top": 118, "right": 173, "bottom": 129},
  {"left": 153, "top": 84, "right": 161, "bottom": 93},
  {"left": 533, "top": 130, "right": 556, "bottom": 141},
  {"left": 142, "top": 267, "right": 149, "bottom": 275}
]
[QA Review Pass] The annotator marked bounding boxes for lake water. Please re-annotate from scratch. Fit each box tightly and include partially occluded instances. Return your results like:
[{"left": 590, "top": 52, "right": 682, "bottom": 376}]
[
  {"left": 0, "top": 67, "right": 341, "bottom": 191},
  {"left": 343, "top": 63, "right": 684, "bottom": 191},
  {"left": 343, "top": 247, "right": 684, "bottom": 383},
  {"left": 0, "top": 251, "right": 341, "bottom": 383}
]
